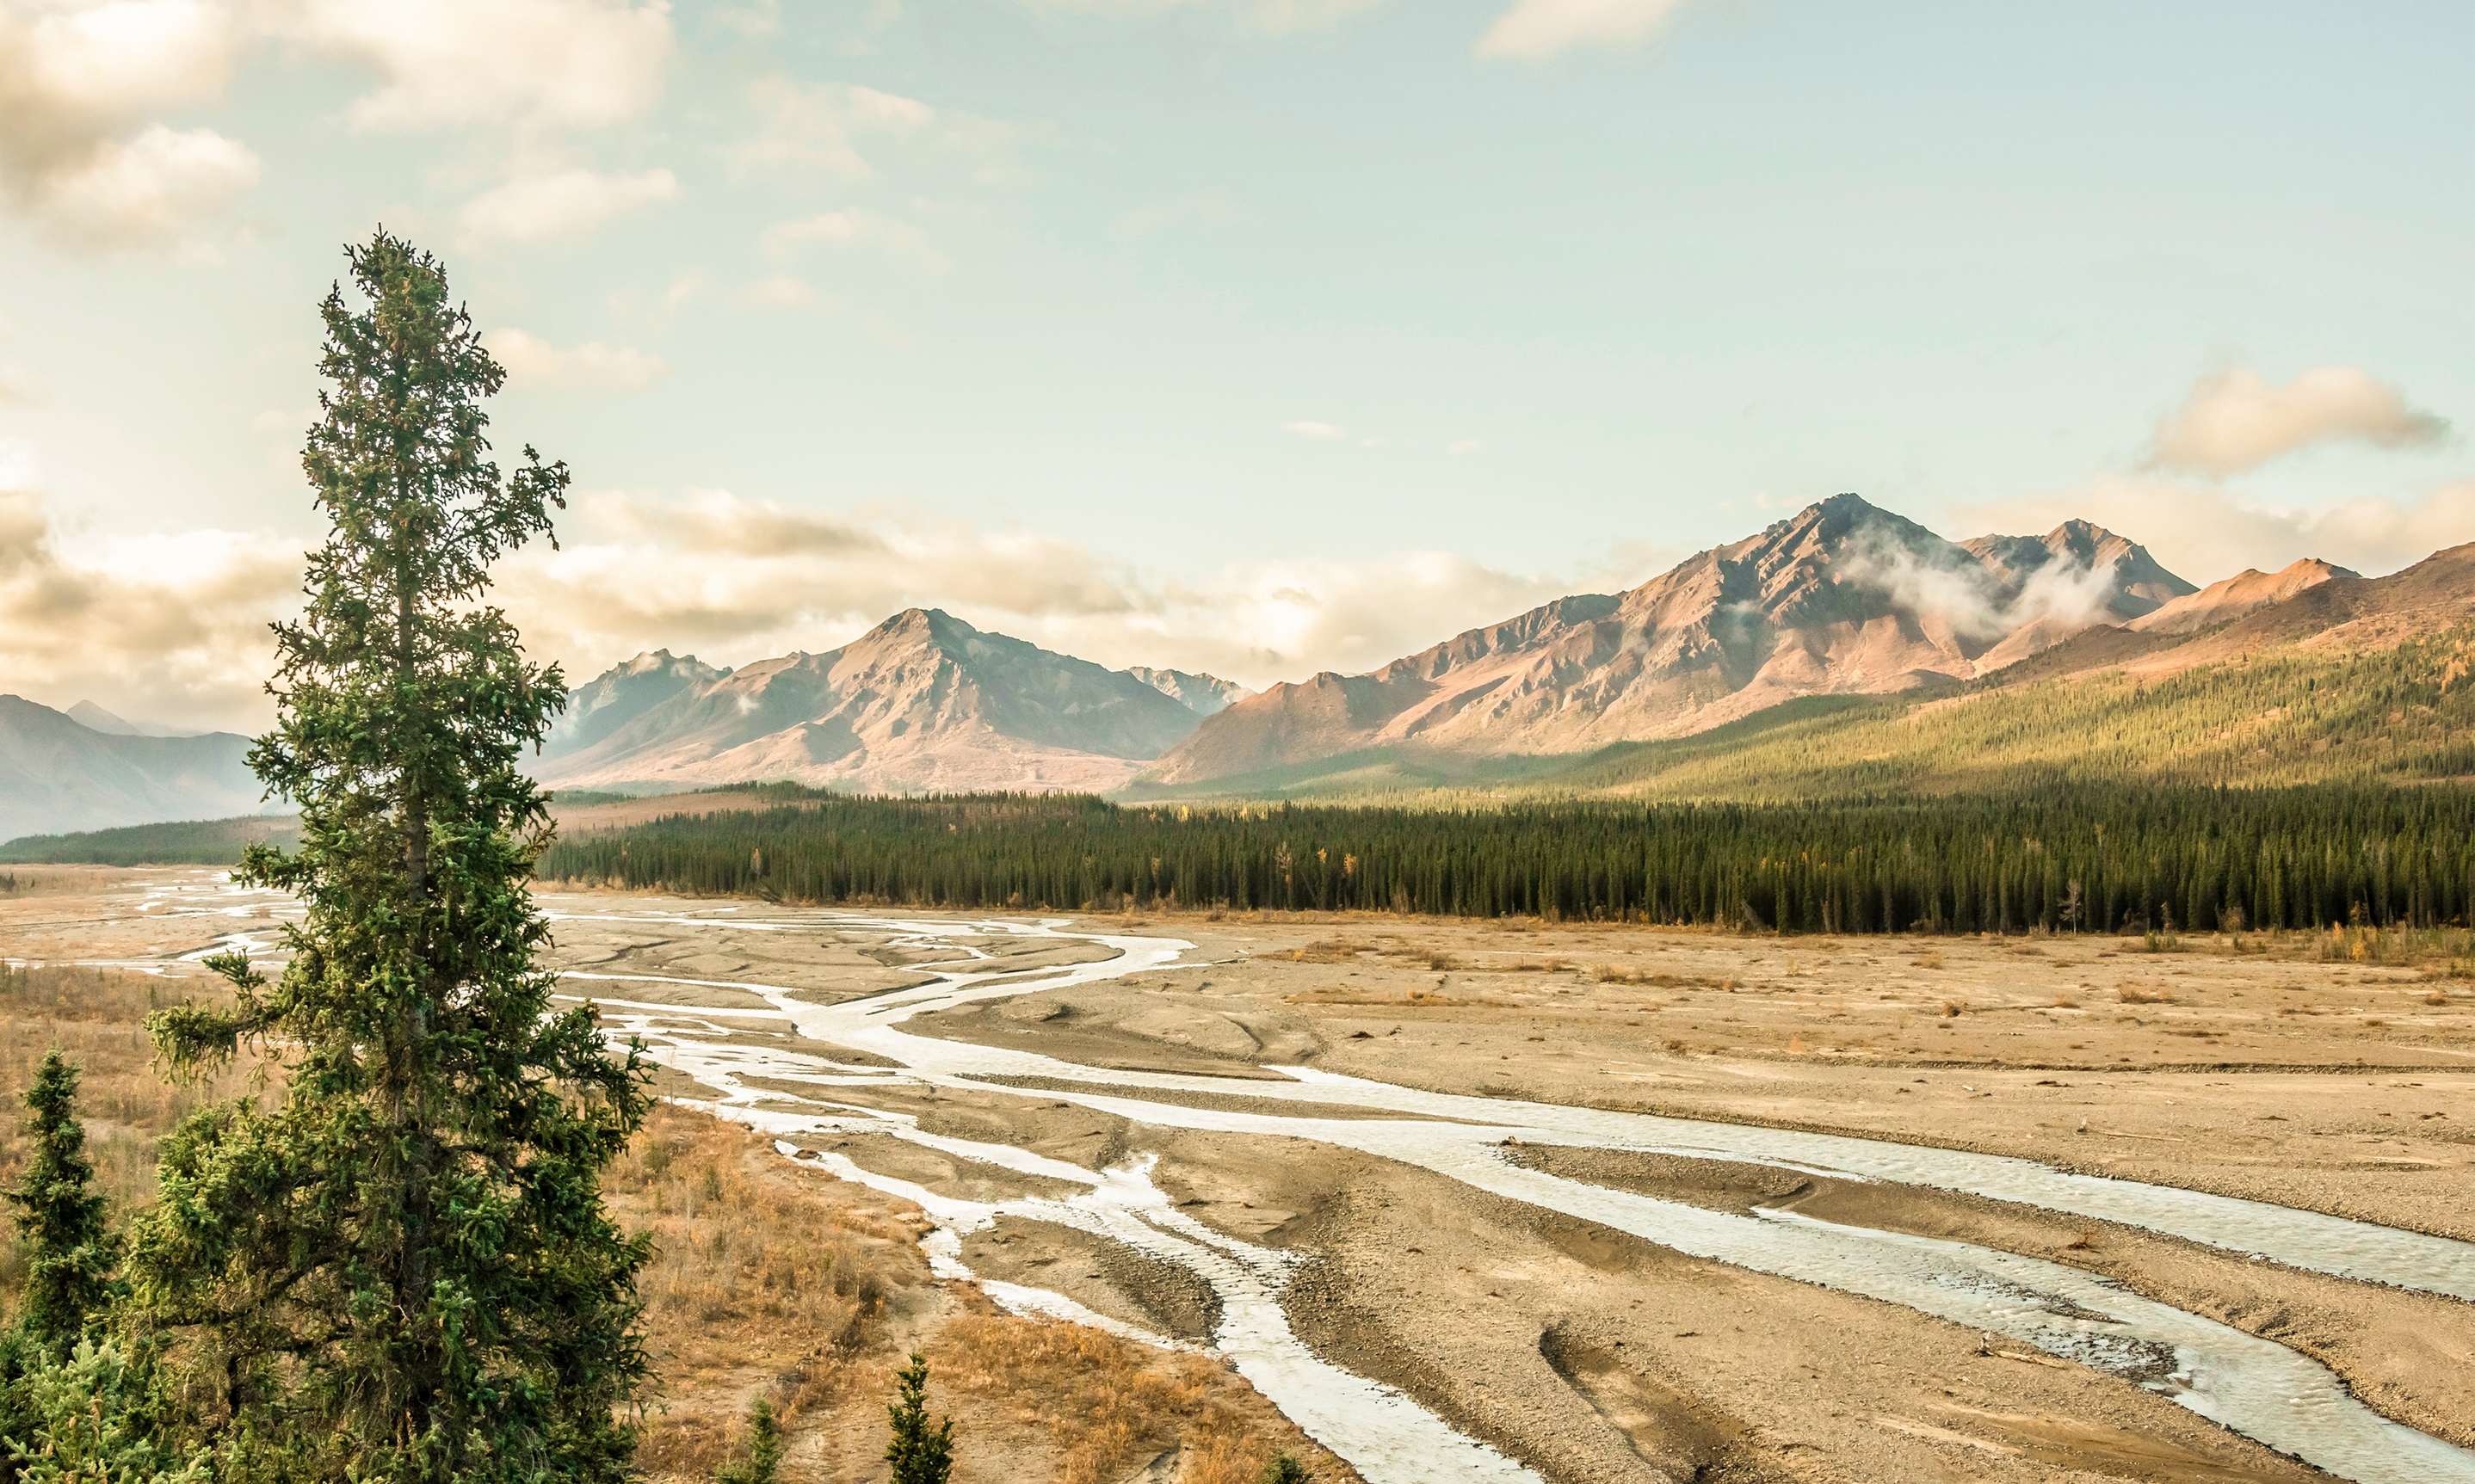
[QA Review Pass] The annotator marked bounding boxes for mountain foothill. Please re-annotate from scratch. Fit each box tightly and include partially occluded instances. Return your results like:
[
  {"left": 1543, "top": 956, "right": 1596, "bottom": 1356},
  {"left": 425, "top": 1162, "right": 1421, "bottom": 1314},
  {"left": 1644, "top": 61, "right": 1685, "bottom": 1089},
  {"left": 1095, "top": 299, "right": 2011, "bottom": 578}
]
[{"left": 9, "top": 491, "right": 2470, "bottom": 847}]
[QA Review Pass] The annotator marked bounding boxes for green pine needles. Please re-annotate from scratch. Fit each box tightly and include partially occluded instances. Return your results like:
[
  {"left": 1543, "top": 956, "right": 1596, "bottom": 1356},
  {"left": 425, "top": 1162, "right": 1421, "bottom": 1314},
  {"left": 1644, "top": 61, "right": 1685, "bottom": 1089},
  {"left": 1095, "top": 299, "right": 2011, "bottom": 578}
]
[
  {"left": 884, "top": 1354, "right": 953, "bottom": 1484},
  {"left": 124, "top": 230, "right": 653, "bottom": 1482}
]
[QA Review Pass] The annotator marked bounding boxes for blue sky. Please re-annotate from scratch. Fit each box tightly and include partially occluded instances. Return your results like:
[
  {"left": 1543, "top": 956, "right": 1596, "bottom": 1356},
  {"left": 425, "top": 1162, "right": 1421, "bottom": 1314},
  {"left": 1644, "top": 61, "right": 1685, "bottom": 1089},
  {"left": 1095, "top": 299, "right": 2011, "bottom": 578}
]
[{"left": 2, "top": 0, "right": 2469, "bottom": 727}]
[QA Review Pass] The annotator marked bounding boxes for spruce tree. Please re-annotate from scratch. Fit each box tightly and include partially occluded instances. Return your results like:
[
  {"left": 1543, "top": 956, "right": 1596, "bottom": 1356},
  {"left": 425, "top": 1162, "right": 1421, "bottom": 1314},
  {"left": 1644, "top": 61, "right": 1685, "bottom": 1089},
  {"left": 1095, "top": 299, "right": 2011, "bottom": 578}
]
[
  {"left": 4, "top": 1052, "right": 114, "bottom": 1350},
  {"left": 883, "top": 1354, "right": 952, "bottom": 1484},
  {"left": 127, "top": 230, "right": 651, "bottom": 1482},
  {"left": 716, "top": 1398, "right": 781, "bottom": 1484}
]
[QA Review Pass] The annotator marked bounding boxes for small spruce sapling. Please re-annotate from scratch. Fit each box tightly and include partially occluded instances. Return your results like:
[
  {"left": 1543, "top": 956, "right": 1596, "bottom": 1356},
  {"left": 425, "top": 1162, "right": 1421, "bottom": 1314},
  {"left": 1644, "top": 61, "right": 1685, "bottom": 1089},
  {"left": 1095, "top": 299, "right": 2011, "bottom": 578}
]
[
  {"left": 1259, "top": 1454, "right": 1311, "bottom": 1484},
  {"left": 4, "top": 1051, "right": 115, "bottom": 1348},
  {"left": 884, "top": 1354, "right": 953, "bottom": 1484},
  {"left": 716, "top": 1398, "right": 781, "bottom": 1484}
]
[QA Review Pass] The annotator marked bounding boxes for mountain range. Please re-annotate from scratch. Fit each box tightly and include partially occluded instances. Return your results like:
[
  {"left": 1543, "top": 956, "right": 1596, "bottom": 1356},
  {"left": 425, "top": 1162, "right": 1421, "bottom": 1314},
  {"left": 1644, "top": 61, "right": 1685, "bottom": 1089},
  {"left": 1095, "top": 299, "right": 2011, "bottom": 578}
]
[
  {"left": 0, "top": 697, "right": 266, "bottom": 841},
  {"left": 530, "top": 608, "right": 1251, "bottom": 796},
  {"left": 1138, "top": 495, "right": 2203, "bottom": 788},
  {"left": 12, "top": 490, "right": 2471, "bottom": 841}
]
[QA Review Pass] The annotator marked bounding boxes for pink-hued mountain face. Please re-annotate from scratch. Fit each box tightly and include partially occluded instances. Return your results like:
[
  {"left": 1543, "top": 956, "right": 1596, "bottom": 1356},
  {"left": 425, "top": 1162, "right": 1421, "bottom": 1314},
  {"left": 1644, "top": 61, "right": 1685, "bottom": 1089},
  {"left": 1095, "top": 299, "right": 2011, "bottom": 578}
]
[
  {"left": 1141, "top": 495, "right": 2195, "bottom": 788},
  {"left": 534, "top": 609, "right": 1247, "bottom": 796},
  {"left": 2127, "top": 558, "right": 2358, "bottom": 637}
]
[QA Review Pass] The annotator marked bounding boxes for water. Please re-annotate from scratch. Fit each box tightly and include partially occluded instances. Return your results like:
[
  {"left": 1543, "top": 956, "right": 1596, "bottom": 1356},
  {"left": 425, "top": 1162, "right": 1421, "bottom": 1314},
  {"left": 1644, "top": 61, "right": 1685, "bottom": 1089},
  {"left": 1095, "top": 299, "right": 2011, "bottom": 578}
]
[{"left": 553, "top": 906, "right": 2475, "bottom": 1481}]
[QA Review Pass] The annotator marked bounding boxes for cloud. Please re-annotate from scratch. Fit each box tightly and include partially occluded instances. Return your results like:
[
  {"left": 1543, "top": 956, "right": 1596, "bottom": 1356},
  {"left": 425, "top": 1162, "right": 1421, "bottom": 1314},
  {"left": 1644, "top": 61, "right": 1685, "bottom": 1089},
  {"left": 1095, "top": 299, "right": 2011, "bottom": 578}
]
[
  {"left": 0, "top": 0, "right": 257, "bottom": 250},
  {"left": 1008, "top": 0, "right": 1387, "bottom": 38},
  {"left": 1950, "top": 476, "right": 2475, "bottom": 587},
  {"left": 1109, "top": 185, "right": 1241, "bottom": 239},
  {"left": 2148, "top": 366, "right": 2450, "bottom": 476},
  {"left": 0, "top": 478, "right": 300, "bottom": 734},
  {"left": 489, "top": 490, "right": 1664, "bottom": 691},
  {"left": 737, "top": 274, "right": 840, "bottom": 313},
  {"left": 1474, "top": 0, "right": 1694, "bottom": 60},
  {"left": 485, "top": 328, "right": 665, "bottom": 391},
  {"left": 728, "top": 76, "right": 1021, "bottom": 190},
  {"left": 1447, "top": 439, "right": 1484, "bottom": 455},
  {"left": 456, "top": 166, "right": 677, "bottom": 246},
  {"left": 27, "top": 123, "right": 259, "bottom": 251},
  {"left": 283, "top": 0, "right": 672, "bottom": 133},
  {"left": 758, "top": 207, "right": 949, "bottom": 274},
  {"left": 1284, "top": 421, "right": 1342, "bottom": 439},
  {"left": 0, "top": 477, "right": 1667, "bottom": 727}
]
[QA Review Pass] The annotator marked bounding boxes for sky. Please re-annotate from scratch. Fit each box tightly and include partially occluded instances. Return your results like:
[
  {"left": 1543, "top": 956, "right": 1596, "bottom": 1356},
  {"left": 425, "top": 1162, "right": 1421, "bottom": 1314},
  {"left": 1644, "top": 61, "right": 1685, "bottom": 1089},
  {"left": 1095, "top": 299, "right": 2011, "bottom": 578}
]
[{"left": 2, "top": 0, "right": 2471, "bottom": 731}]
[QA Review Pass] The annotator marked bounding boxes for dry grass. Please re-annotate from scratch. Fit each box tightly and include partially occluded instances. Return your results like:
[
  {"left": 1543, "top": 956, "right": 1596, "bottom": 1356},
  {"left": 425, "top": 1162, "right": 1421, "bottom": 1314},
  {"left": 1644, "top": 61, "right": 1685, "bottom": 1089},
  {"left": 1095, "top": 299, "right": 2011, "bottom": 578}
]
[
  {"left": 1284, "top": 985, "right": 1463, "bottom": 1007},
  {"left": 0, "top": 964, "right": 263, "bottom": 1305},
  {"left": 933, "top": 1315, "right": 1345, "bottom": 1484},
  {"left": 1585, "top": 964, "right": 1715, "bottom": 989},
  {"left": 2051, "top": 993, "right": 2080, "bottom": 1008},
  {"left": 2118, "top": 986, "right": 2175, "bottom": 1005},
  {"left": 606, "top": 1105, "right": 920, "bottom": 1476},
  {"left": 1282, "top": 939, "right": 1377, "bottom": 964}
]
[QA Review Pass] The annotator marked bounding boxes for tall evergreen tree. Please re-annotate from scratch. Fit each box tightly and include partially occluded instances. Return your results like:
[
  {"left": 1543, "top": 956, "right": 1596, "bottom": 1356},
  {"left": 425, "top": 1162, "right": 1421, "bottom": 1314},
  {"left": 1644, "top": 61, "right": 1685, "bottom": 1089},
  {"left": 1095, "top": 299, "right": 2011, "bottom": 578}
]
[
  {"left": 4, "top": 1052, "right": 114, "bottom": 1350},
  {"left": 127, "top": 230, "right": 651, "bottom": 1482}
]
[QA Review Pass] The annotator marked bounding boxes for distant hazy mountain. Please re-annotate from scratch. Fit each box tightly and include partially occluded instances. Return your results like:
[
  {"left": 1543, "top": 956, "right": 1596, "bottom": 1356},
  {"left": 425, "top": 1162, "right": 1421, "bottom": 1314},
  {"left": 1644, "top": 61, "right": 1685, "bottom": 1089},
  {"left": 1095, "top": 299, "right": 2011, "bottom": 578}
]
[
  {"left": 1139, "top": 494, "right": 2195, "bottom": 791},
  {"left": 65, "top": 700, "right": 206, "bottom": 738},
  {"left": 535, "top": 609, "right": 1246, "bottom": 795},
  {"left": 0, "top": 697, "right": 268, "bottom": 841}
]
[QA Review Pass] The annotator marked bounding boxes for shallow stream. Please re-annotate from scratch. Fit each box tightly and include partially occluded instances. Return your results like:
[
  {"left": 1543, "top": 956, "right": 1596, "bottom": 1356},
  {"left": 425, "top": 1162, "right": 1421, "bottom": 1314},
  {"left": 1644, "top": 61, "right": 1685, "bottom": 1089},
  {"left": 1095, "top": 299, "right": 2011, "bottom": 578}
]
[{"left": 562, "top": 905, "right": 2475, "bottom": 1484}]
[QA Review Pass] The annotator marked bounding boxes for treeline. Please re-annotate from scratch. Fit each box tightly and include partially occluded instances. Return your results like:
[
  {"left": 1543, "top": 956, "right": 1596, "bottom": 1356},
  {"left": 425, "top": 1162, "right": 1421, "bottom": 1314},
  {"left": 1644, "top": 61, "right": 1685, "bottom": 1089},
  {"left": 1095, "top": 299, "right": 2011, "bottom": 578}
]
[
  {"left": 0, "top": 813, "right": 301, "bottom": 865},
  {"left": 538, "top": 784, "right": 2475, "bottom": 934}
]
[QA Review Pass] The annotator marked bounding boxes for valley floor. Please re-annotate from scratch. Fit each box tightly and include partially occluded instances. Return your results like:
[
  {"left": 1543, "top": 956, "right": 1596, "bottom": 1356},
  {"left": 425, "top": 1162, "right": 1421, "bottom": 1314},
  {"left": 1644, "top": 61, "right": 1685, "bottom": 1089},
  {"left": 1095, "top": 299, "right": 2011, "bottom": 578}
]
[{"left": 7, "top": 870, "right": 2474, "bottom": 1483}]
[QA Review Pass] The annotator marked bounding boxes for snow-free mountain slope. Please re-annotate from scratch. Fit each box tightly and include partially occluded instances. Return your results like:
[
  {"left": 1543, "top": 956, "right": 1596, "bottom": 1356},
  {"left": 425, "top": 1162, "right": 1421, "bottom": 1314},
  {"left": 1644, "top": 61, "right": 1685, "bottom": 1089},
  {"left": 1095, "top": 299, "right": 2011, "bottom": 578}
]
[
  {"left": 1142, "top": 495, "right": 2193, "bottom": 788},
  {"left": 535, "top": 609, "right": 1240, "bottom": 795},
  {"left": 1124, "top": 667, "right": 1251, "bottom": 717},
  {"left": 2128, "top": 559, "right": 2357, "bottom": 637},
  {"left": 0, "top": 697, "right": 268, "bottom": 840}
]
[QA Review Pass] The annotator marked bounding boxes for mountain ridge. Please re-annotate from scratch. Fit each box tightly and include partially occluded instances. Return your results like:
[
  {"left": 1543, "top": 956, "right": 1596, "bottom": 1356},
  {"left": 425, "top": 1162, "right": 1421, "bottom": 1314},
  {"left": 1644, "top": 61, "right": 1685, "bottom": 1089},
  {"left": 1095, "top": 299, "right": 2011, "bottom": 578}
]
[
  {"left": 534, "top": 609, "right": 1250, "bottom": 796},
  {"left": 0, "top": 697, "right": 270, "bottom": 840},
  {"left": 1140, "top": 493, "right": 2195, "bottom": 788}
]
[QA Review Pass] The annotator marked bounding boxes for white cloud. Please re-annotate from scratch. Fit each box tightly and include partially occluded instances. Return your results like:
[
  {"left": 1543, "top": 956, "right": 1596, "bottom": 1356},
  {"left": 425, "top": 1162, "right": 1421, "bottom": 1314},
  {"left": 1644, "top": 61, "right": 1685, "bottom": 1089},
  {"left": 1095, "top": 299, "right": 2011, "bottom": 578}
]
[
  {"left": 283, "top": 0, "right": 673, "bottom": 133},
  {"left": 1950, "top": 476, "right": 2475, "bottom": 587},
  {"left": 1009, "top": 0, "right": 1386, "bottom": 39},
  {"left": 0, "top": 477, "right": 1667, "bottom": 724},
  {"left": 1284, "top": 421, "right": 1342, "bottom": 439},
  {"left": 0, "top": 0, "right": 256, "bottom": 250},
  {"left": 2147, "top": 365, "right": 2451, "bottom": 476},
  {"left": 456, "top": 166, "right": 677, "bottom": 247},
  {"left": 731, "top": 77, "right": 932, "bottom": 182},
  {"left": 485, "top": 490, "right": 1664, "bottom": 689},
  {"left": 1474, "top": 0, "right": 1693, "bottom": 59},
  {"left": 491, "top": 488, "right": 1658, "bottom": 690},
  {"left": 485, "top": 328, "right": 665, "bottom": 391},
  {"left": 737, "top": 274, "right": 839, "bottom": 313},
  {"left": 1109, "top": 185, "right": 1241, "bottom": 239},
  {"left": 758, "top": 207, "right": 949, "bottom": 274},
  {"left": 1447, "top": 439, "right": 1484, "bottom": 455},
  {"left": 28, "top": 123, "right": 258, "bottom": 251},
  {"left": 0, "top": 481, "right": 299, "bottom": 733}
]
